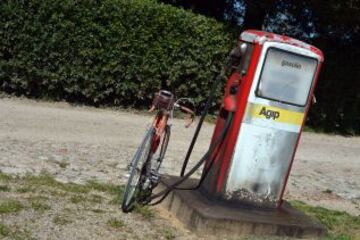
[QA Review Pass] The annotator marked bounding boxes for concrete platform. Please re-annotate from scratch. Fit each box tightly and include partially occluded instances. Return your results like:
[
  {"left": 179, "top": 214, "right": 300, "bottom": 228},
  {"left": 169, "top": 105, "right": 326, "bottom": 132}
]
[{"left": 157, "top": 175, "right": 325, "bottom": 239}]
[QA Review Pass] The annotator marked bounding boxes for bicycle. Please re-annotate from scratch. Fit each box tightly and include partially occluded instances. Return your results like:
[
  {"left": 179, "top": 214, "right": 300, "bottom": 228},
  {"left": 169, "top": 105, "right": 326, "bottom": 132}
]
[{"left": 121, "top": 90, "right": 195, "bottom": 213}]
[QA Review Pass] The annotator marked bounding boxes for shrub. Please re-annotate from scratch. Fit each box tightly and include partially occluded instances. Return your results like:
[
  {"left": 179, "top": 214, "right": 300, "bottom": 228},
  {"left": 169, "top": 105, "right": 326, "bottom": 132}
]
[{"left": 0, "top": 0, "right": 234, "bottom": 107}]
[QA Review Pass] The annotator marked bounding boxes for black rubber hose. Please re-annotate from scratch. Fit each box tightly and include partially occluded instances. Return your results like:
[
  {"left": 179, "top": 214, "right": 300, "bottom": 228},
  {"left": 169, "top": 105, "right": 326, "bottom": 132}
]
[
  {"left": 173, "top": 136, "right": 225, "bottom": 191},
  {"left": 174, "top": 118, "right": 228, "bottom": 191},
  {"left": 180, "top": 73, "right": 225, "bottom": 177},
  {"left": 148, "top": 112, "right": 233, "bottom": 206}
]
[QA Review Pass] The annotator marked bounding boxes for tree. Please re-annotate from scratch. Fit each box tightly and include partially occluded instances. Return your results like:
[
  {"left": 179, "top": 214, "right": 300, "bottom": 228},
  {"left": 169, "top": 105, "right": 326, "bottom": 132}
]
[
  {"left": 242, "top": 0, "right": 276, "bottom": 30},
  {"left": 159, "top": 0, "right": 360, "bottom": 134}
]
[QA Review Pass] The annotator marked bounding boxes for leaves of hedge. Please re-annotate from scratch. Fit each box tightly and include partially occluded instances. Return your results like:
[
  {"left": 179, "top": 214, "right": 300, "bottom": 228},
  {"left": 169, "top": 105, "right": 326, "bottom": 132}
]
[{"left": 0, "top": 0, "right": 234, "bottom": 107}]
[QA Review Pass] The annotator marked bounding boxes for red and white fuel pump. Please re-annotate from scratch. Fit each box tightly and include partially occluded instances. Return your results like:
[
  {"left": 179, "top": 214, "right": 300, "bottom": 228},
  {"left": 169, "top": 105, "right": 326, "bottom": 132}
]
[
  {"left": 148, "top": 29, "right": 325, "bottom": 237},
  {"left": 200, "top": 30, "right": 324, "bottom": 208}
]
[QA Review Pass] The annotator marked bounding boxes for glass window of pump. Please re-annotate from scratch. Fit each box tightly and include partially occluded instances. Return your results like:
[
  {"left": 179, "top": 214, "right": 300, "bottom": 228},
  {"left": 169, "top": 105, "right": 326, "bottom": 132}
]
[{"left": 257, "top": 48, "right": 318, "bottom": 106}]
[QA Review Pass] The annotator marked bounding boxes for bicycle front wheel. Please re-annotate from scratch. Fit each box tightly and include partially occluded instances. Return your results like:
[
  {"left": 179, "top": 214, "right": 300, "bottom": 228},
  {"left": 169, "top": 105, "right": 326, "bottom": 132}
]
[
  {"left": 155, "top": 125, "right": 171, "bottom": 172},
  {"left": 121, "top": 127, "right": 155, "bottom": 213}
]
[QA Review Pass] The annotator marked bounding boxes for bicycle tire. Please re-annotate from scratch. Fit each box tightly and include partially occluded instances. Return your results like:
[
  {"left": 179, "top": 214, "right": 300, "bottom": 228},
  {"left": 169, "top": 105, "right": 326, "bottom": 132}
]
[
  {"left": 137, "top": 125, "right": 171, "bottom": 205},
  {"left": 156, "top": 125, "right": 171, "bottom": 172},
  {"left": 121, "top": 127, "right": 155, "bottom": 213}
]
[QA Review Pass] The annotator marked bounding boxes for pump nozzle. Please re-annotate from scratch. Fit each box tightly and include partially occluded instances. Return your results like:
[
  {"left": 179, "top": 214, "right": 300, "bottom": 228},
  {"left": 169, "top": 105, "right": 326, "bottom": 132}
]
[{"left": 226, "top": 42, "right": 247, "bottom": 73}]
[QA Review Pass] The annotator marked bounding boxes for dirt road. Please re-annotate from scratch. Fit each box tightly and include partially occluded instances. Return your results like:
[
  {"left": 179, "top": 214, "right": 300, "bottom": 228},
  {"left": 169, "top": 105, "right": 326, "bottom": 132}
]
[{"left": 0, "top": 97, "right": 359, "bottom": 216}]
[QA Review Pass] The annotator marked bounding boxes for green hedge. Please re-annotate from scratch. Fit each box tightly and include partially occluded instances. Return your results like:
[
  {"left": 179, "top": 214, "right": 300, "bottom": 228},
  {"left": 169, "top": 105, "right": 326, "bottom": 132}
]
[
  {"left": 1, "top": 0, "right": 358, "bottom": 134},
  {"left": 0, "top": 0, "right": 234, "bottom": 106}
]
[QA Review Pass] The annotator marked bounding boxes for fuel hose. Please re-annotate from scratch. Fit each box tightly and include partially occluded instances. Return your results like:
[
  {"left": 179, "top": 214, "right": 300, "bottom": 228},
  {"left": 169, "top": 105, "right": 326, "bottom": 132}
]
[
  {"left": 149, "top": 52, "right": 238, "bottom": 205},
  {"left": 179, "top": 72, "right": 225, "bottom": 177},
  {"left": 148, "top": 112, "right": 233, "bottom": 206}
]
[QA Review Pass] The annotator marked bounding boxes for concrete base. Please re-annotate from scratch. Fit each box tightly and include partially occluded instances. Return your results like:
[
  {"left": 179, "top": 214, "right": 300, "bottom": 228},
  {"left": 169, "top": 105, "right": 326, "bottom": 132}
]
[{"left": 156, "top": 175, "right": 325, "bottom": 239}]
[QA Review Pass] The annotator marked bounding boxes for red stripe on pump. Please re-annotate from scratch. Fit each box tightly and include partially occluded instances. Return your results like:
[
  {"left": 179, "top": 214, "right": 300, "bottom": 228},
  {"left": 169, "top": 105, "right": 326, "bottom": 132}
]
[{"left": 215, "top": 44, "right": 263, "bottom": 193}]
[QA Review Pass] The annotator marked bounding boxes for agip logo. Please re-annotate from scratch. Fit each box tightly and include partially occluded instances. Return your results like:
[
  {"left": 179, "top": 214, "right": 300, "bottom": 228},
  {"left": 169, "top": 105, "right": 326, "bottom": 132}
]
[
  {"left": 259, "top": 107, "right": 280, "bottom": 120},
  {"left": 248, "top": 103, "right": 304, "bottom": 126}
]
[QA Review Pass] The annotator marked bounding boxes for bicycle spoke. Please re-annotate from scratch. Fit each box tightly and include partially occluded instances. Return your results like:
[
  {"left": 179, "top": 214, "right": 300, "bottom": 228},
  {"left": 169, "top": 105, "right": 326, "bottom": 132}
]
[{"left": 122, "top": 128, "right": 154, "bottom": 212}]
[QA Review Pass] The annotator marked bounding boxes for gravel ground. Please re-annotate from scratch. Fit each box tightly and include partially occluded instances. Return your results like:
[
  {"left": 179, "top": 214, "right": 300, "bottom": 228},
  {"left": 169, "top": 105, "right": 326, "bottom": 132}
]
[{"left": 0, "top": 97, "right": 359, "bottom": 239}]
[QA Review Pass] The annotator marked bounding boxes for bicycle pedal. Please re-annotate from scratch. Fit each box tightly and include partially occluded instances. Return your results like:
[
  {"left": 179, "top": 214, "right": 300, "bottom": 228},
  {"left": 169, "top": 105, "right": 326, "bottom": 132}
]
[{"left": 150, "top": 170, "right": 160, "bottom": 183}]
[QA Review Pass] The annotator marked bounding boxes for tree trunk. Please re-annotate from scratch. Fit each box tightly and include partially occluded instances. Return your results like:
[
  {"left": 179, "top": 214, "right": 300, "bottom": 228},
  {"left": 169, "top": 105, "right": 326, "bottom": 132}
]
[{"left": 243, "top": 0, "right": 276, "bottom": 30}]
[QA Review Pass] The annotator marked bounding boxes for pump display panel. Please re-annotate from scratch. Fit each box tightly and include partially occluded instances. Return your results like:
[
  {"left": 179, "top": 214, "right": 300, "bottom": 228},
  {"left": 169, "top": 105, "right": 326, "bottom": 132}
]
[{"left": 256, "top": 48, "right": 318, "bottom": 106}]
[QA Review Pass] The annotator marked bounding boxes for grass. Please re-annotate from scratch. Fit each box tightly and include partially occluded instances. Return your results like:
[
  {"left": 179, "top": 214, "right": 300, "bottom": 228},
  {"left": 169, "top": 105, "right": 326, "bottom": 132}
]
[
  {"left": 70, "top": 195, "right": 87, "bottom": 204},
  {"left": 47, "top": 189, "right": 69, "bottom": 198},
  {"left": 1, "top": 172, "right": 124, "bottom": 208},
  {"left": 90, "top": 208, "right": 106, "bottom": 214},
  {"left": 0, "top": 185, "right": 10, "bottom": 192},
  {"left": 0, "top": 222, "right": 10, "bottom": 237},
  {"left": 0, "top": 172, "right": 12, "bottom": 181},
  {"left": 107, "top": 218, "right": 125, "bottom": 229},
  {"left": 10, "top": 229, "right": 36, "bottom": 240},
  {"left": 85, "top": 180, "right": 123, "bottom": 205},
  {"left": 0, "top": 222, "right": 35, "bottom": 240},
  {"left": 1, "top": 172, "right": 359, "bottom": 239},
  {"left": 70, "top": 194, "right": 103, "bottom": 204},
  {"left": 134, "top": 205, "right": 155, "bottom": 220},
  {"left": 89, "top": 194, "right": 103, "bottom": 203},
  {"left": 20, "top": 174, "right": 124, "bottom": 196},
  {"left": 58, "top": 161, "right": 69, "bottom": 169},
  {"left": 0, "top": 200, "right": 24, "bottom": 214},
  {"left": 23, "top": 174, "right": 90, "bottom": 194},
  {"left": 109, "top": 194, "right": 122, "bottom": 205},
  {"left": 0, "top": 196, "right": 50, "bottom": 224},
  {"left": 291, "top": 200, "right": 360, "bottom": 240},
  {"left": 53, "top": 215, "right": 72, "bottom": 225},
  {"left": 31, "top": 200, "right": 51, "bottom": 213},
  {"left": 86, "top": 180, "right": 123, "bottom": 195},
  {"left": 16, "top": 186, "right": 33, "bottom": 193},
  {"left": 162, "top": 229, "right": 175, "bottom": 240}
]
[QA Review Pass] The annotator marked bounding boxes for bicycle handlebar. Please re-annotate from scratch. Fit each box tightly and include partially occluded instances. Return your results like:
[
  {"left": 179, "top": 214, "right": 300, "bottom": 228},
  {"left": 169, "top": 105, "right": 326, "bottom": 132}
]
[
  {"left": 176, "top": 104, "right": 195, "bottom": 128},
  {"left": 150, "top": 91, "right": 195, "bottom": 127}
]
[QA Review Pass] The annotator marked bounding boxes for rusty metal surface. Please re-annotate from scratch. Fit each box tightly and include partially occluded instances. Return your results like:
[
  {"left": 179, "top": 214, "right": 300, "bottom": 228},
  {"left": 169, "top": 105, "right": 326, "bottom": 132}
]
[{"left": 226, "top": 123, "right": 298, "bottom": 206}]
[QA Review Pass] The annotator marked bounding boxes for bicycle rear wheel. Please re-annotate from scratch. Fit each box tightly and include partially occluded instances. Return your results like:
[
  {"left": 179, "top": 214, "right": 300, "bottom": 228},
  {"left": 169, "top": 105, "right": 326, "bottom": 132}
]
[{"left": 121, "top": 127, "right": 155, "bottom": 213}]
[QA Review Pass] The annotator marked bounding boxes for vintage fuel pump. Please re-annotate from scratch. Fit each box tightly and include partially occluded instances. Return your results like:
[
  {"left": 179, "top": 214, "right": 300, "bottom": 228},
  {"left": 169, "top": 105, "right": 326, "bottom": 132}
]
[
  {"left": 151, "top": 29, "right": 323, "bottom": 210},
  {"left": 149, "top": 30, "right": 325, "bottom": 237},
  {"left": 200, "top": 30, "right": 324, "bottom": 208}
]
